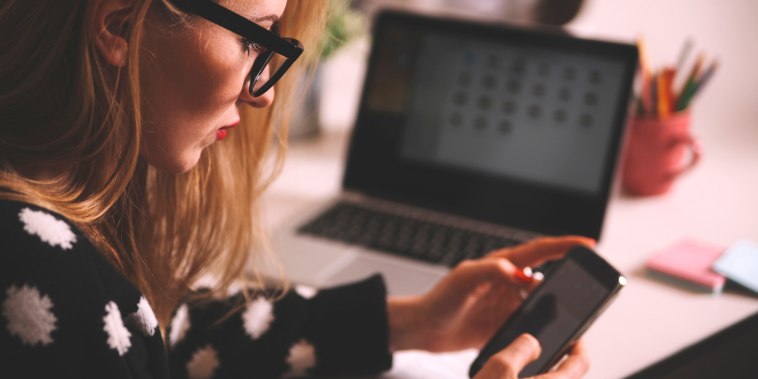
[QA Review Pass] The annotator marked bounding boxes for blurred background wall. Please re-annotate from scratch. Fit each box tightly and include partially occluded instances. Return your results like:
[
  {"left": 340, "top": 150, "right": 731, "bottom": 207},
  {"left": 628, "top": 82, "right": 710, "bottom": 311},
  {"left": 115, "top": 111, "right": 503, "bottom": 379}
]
[
  {"left": 321, "top": 0, "right": 758, "bottom": 154},
  {"left": 569, "top": 0, "right": 758, "bottom": 149}
]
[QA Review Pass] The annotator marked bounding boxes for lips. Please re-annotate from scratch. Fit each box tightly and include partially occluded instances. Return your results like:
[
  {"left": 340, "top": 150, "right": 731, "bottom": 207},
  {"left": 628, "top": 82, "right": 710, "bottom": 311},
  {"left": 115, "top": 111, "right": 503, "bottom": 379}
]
[
  {"left": 216, "top": 129, "right": 228, "bottom": 140},
  {"left": 223, "top": 120, "right": 241, "bottom": 129},
  {"left": 216, "top": 120, "right": 240, "bottom": 141}
]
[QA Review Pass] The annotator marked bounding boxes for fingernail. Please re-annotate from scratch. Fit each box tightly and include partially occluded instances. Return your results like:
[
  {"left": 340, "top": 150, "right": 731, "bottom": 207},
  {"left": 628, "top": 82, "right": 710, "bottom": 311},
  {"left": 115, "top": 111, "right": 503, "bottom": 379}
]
[{"left": 515, "top": 267, "right": 536, "bottom": 285}]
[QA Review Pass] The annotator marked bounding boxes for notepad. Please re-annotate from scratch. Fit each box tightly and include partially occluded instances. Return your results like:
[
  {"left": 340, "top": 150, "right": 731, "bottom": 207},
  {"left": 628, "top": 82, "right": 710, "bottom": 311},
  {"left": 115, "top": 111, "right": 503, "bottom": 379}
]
[
  {"left": 713, "top": 240, "right": 758, "bottom": 294},
  {"left": 646, "top": 239, "right": 726, "bottom": 294}
]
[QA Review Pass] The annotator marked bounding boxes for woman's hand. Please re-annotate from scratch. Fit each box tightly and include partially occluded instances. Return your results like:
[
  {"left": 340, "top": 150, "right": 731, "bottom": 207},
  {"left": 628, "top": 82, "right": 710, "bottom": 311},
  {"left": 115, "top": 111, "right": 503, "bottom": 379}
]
[
  {"left": 473, "top": 334, "right": 589, "bottom": 379},
  {"left": 387, "top": 236, "right": 594, "bottom": 352}
]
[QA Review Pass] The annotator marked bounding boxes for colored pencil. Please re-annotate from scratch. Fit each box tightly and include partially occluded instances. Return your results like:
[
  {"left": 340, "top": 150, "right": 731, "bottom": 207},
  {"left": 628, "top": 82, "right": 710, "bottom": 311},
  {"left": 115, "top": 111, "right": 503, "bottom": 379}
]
[
  {"left": 658, "top": 67, "right": 675, "bottom": 118},
  {"left": 678, "top": 60, "right": 719, "bottom": 111},
  {"left": 637, "top": 38, "right": 653, "bottom": 114}
]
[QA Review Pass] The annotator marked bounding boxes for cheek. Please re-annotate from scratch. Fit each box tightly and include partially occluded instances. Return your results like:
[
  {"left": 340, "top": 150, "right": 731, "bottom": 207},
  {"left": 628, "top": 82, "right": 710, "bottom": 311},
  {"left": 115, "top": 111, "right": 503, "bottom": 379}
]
[
  {"left": 145, "top": 33, "right": 245, "bottom": 121},
  {"left": 138, "top": 25, "right": 249, "bottom": 172}
]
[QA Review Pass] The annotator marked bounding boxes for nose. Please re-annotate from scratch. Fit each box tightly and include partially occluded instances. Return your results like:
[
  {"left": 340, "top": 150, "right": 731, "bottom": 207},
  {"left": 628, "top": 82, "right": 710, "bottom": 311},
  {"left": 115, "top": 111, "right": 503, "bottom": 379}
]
[{"left": 238, "top": 68, "right": 275, "bottom": 108}]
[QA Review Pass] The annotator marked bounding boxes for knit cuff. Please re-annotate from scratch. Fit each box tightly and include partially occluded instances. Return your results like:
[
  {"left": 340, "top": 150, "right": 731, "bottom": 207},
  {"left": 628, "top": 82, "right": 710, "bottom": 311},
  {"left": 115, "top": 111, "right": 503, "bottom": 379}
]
[{"left": 304, "top": 274, "right": 393, "bottom": 376}]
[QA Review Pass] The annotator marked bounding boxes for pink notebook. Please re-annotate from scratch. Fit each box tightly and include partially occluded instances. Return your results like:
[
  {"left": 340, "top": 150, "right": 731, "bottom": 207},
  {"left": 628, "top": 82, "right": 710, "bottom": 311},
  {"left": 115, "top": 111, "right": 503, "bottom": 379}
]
[{"left": 646, "top": 239, "right": 726, "bottom": 293}]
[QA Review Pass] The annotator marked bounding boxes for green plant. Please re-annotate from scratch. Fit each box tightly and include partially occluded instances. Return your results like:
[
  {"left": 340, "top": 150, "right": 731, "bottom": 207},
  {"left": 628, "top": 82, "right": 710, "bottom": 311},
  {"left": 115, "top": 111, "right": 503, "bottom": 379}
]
[{"left": 320, "top": 0, "right": 365, "bottom": 60}]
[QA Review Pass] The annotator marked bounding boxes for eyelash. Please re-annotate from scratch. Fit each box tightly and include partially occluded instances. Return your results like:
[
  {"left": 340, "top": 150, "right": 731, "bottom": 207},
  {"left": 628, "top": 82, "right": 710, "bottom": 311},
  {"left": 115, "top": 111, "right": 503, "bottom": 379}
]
[
  {"left": 242, "top": 22, "right": 280, "bottom": 54},
  {"left": 241, "top": 38, "right": 265, "bottom": 54}
]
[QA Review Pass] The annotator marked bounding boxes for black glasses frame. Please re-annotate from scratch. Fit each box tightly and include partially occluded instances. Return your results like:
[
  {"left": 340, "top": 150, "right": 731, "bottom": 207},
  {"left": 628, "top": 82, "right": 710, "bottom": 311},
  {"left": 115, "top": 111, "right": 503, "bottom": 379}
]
[{"left": 171, "top": 0, "right": 304, "bottom": 97}]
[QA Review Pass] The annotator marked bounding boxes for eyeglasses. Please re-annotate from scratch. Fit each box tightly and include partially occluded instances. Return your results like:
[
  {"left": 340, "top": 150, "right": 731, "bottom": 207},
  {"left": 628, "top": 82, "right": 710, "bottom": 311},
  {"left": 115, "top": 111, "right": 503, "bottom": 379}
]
[{"left": 171, "top": 0, "right": 304, "bottom": 97}]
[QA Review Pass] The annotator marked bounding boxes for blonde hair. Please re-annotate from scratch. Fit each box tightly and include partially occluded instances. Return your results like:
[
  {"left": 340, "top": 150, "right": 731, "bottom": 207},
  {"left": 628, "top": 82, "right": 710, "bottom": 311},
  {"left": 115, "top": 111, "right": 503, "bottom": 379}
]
[{"left": 0, "top": 0, "right": 329, "bottom": 324}]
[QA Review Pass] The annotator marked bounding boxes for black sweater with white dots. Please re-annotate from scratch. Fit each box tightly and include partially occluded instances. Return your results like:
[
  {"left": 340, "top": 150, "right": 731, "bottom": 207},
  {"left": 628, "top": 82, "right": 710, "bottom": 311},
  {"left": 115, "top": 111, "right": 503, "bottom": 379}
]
[{"left": 0, "top": 200, "right": 393, "bottom": 378}]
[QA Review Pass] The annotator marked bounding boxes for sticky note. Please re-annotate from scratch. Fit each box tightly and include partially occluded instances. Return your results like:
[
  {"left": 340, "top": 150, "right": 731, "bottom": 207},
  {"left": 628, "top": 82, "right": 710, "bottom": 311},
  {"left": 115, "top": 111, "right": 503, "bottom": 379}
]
[
  {"left": 713, "top": 240, "right": 758, "bottom": 294},
  {"left": 646, "top": 239, "right": 726, "bottom": 294}
]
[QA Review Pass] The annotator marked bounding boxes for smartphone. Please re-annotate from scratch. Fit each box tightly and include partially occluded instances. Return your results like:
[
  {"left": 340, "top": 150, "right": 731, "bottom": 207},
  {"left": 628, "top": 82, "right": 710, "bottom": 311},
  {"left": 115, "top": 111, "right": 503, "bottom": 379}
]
[{"left": 469, "top": 246, "right": 626, "bottom": 378}]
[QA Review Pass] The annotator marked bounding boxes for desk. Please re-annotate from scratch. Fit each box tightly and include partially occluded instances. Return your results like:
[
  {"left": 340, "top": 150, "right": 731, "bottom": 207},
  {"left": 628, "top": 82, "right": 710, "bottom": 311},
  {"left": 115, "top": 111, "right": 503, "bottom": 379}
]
[
  {"left": 262, "top": 126, "right": 758, "bottom": 378},
  {"left": 261, "top": 21, "right": 758, "bottom": 376}
]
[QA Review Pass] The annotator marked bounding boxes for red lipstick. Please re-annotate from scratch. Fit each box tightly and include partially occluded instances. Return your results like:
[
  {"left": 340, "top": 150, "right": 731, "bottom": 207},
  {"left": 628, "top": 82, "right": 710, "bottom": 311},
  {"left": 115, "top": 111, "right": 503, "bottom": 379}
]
[
  {"left": 216, "top": 120, "right": 240, "bottom": 141},
  {"left": 216, "top": 129, "right": 228, "bottom": 140}
]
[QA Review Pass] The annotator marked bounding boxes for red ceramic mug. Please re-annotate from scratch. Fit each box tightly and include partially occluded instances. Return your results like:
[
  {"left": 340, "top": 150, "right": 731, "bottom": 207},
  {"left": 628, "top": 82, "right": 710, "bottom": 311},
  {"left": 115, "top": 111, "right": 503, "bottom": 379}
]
[{"left": 621, "top": 112, "right": 702, "bottom": 196}]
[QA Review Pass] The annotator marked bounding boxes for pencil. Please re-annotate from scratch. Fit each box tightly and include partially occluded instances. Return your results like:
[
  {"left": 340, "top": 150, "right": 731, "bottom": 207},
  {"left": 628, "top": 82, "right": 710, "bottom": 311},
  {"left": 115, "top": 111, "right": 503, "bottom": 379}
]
[
  {"left": 637, "top": 38, "right": 653, "bottom": 114},
  {"left": 697, "top": 59, "right": 719, "bottom": 91},
  {"left": 678, "top": 52, "right": 706, "bottom": 99},
  {"left": 676, "top": 81, "right": 698, "bottom": 111},
  {"left": 678, "top": 60, "right": 719, "bottom": 111},
  {"left": 675, "top": 38, "right": 694, "bottom": 74},
  {"left": 650, "top": 73, "right": 658, "bottom": 116},
  {"left": 672, "top": 38, "right": 693, "bottom": 94},
  {"left": 658, "top": 67, "right": 675, "bottom": 118}
]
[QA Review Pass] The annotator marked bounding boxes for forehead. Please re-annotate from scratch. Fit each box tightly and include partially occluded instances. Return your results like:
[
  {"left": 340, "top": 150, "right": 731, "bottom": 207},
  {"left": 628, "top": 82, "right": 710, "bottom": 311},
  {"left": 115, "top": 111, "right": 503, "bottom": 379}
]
[{"left": 220, "top": 0, "right": 287, "bottom": 24}]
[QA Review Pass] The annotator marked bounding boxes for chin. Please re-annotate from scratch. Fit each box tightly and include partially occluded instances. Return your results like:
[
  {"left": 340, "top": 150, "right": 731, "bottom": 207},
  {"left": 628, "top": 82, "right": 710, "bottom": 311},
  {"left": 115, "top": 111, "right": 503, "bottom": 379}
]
[
  {"left": 146, "top": 151, "right": 202, "bottom": 175},
  {"left": 174, "top": 155, "right": 203, "bottom": 174}
]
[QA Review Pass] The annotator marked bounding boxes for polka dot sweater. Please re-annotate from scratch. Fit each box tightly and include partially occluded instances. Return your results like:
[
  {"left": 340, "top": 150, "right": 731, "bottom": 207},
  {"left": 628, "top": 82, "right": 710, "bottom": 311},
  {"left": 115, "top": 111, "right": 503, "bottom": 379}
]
[{"left": 0, "top": 200, "right": 393, "bottom": 378}]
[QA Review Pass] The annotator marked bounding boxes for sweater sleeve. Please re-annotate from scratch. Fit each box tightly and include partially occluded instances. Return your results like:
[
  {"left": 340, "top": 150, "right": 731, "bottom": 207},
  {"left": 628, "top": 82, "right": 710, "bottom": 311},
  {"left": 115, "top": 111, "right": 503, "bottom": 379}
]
[{"left": 167, "top": 275, "right": 393, "bottom": 378}]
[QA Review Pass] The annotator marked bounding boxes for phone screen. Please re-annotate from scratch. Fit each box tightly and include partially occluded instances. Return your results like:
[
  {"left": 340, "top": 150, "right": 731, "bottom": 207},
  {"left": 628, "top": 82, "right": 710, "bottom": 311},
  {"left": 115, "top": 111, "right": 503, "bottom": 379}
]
[{"left": 469, "top": 247, "right": 624, "bottom": 377}]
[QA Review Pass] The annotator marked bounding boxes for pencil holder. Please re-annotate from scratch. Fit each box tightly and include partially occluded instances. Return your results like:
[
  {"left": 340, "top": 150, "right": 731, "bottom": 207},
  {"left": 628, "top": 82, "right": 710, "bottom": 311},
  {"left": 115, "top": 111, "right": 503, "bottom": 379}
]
[{"left": 621, "top": 112, "right": 702, "bottom": 196}]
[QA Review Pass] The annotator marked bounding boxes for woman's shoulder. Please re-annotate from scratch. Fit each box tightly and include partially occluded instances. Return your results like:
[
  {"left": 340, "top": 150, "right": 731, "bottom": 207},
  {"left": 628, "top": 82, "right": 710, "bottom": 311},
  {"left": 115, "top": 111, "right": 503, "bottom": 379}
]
[
  {"left": 0, "top": 198, "right": 144, "bottom": 290},
  {"left": 0, "top": 197, "right": 145, "bottom": 296},
  {"left": 0, "top": 198, "right": 151, "bottom": 323},
  {"left": 0, "top": 199, "right": 81, "bottom": 252},
  {"left": 0, "top": 199, "right": 100, "bottom": 272},
  {"left": 0, "top": 199, "right": 164, "bottom": 375}
]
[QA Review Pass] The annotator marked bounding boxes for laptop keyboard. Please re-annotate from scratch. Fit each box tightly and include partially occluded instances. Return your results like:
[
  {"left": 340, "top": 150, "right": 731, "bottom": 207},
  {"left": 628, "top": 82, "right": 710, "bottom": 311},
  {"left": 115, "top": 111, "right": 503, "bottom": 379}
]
[{"left": 297, "top": 201, "right": 522, "bottom": 267}]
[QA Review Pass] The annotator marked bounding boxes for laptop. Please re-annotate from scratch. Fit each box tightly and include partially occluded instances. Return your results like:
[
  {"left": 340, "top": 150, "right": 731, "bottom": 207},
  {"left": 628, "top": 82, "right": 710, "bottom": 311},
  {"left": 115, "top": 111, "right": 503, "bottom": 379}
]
[{"left": 273, "top": 10, "right": 638, "bottom": 295}]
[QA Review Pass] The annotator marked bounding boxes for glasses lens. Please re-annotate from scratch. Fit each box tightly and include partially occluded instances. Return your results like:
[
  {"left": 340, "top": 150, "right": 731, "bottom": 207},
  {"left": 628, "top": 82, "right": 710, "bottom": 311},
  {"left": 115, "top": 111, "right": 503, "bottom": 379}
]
[
  {"left": 249, "top": 38, "right": 301, "bottom": 97},
  {"left": 250, "top": 49, "right": 288, "bottom": 96}
]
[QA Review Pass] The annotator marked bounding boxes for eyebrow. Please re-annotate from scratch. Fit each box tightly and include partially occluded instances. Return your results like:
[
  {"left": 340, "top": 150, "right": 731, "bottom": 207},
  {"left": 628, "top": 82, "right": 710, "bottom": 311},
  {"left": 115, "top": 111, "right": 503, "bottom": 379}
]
[{"left": 250, "top": 14, "right": 279, "bottom": 24}]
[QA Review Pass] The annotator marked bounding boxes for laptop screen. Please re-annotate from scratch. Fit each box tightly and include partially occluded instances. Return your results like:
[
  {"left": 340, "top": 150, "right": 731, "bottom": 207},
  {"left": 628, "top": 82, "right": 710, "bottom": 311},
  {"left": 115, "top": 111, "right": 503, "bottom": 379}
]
[
  {"left": 344, "top": 10, "right": 638, "bottom": 239},
  {"left": 400, "top": 34, "right": 627, "bottom": 195}
]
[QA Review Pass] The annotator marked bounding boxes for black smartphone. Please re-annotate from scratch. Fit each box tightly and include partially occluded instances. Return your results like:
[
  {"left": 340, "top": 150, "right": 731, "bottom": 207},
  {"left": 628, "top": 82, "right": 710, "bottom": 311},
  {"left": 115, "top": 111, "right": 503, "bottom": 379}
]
[{"left": 469, "top": 246, "right": 626, "bottom": 378}]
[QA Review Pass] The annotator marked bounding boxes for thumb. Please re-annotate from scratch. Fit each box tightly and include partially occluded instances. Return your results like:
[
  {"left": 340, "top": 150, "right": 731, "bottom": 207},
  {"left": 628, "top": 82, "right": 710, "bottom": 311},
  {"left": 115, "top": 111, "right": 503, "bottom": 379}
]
[{"left": 474, "top": 334, "right": 542, "bottom": 379}]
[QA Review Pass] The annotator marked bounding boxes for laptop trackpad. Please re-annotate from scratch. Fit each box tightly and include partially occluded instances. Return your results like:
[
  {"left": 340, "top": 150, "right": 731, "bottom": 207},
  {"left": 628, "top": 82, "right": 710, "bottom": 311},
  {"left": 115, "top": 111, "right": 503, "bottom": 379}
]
[{"left": 316, "top": 254, "right": 444, "bottom": 296}]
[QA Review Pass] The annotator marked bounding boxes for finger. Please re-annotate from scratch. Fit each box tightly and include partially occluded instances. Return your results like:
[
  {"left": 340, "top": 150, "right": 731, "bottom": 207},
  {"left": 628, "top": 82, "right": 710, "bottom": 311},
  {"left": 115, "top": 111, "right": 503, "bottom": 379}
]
[
  {"left": 447, "top": 258, "right": 522, "bottom": 297},
  {"left": 477, "top": 334, "right": 542, "bottom": 379},
  {"left": 535, "top": 341, "right": 590, "bottom": 379},
  {"left": 526, "top": 270, "right": 544, "bottom": 293},
  {"left": 488, "top": 236, "right": 596, "bottom": 268},
  {"left": 512, "top": 267, "right": 543, "bottom": 297}
]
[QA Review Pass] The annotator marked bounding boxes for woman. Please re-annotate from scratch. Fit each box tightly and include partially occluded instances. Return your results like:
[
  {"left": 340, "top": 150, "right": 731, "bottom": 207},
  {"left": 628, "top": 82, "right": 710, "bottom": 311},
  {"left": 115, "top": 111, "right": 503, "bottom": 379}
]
[{"left": 0, "top": 0, "right": 591, "bottom": 378}]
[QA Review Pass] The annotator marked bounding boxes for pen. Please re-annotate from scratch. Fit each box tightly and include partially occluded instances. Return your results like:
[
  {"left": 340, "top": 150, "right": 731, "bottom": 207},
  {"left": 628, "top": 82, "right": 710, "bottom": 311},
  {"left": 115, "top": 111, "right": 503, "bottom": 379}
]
[
  {"left": 515, "top": 266, "right": 544, "bottom": 284},
  {"left": 515, "top": 267, "right": 544, "bottom": 299}
]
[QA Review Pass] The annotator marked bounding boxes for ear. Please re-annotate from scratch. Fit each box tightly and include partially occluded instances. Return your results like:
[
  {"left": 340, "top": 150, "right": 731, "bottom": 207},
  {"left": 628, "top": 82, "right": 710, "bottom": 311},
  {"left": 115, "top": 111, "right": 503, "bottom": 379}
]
[{"left": 93, "top": 0, "right": 134, "bottom": 67}]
